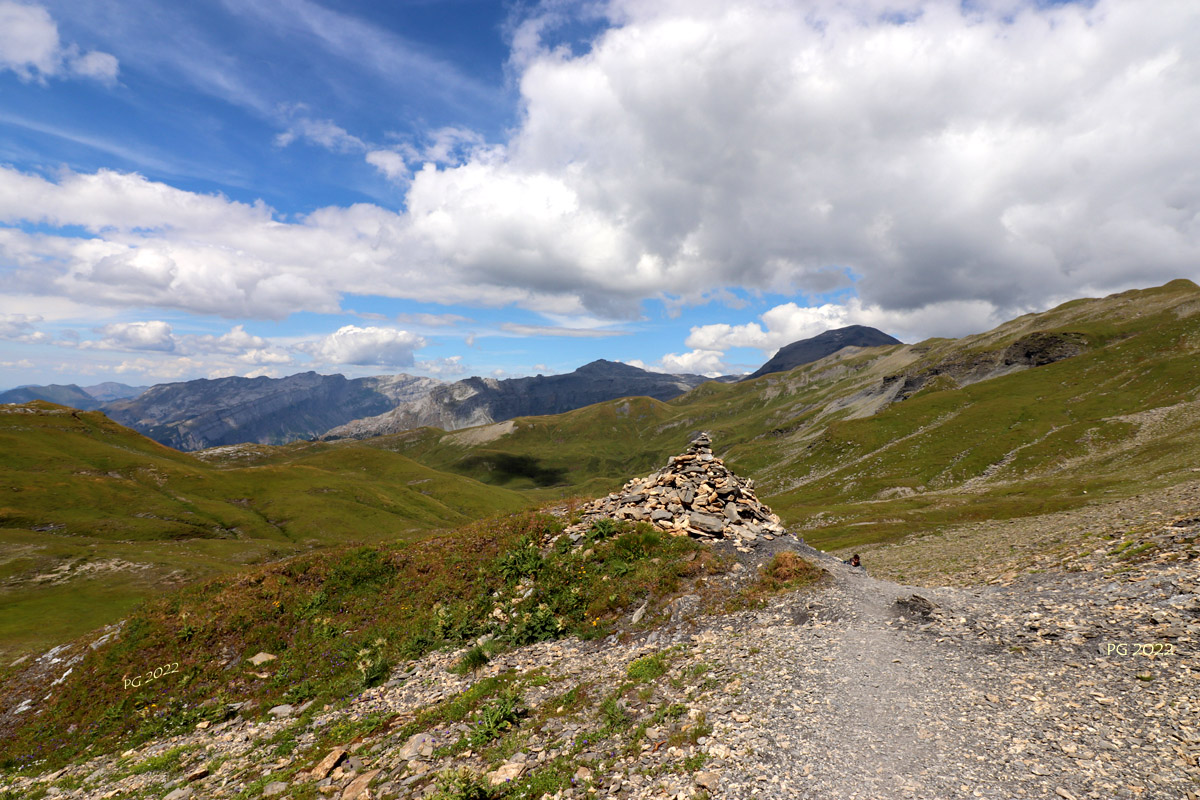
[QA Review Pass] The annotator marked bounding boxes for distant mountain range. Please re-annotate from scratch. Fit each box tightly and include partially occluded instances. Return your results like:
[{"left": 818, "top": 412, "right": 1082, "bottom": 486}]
[
  {"left": 101, "top": 372, "right": 440, "bottom": 451},
  {"left": 0, "top": 382, "right": 147, "bottom": 409},
  {"left": 321, "top": 359, "right": 712, "bottom": 441},
  {"left": 2, "top": 327, "right": 901, "bottom": 451}
]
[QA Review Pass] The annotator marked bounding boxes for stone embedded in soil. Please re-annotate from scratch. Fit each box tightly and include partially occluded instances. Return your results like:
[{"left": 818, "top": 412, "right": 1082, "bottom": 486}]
[
  {"left": 311, "top": 748, "right": 347, "bottom": 780},
  {"left": 486, "top": 761, "right": 527, "bottom": 785},
  {"left": 340, "top": 769, "right": 379, "bottom": 799}
]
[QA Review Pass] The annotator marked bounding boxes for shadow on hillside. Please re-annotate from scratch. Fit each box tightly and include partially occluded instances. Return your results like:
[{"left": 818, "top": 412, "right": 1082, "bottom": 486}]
[{"left": 456, "top": 453, "right": 567, "bottom": 487}]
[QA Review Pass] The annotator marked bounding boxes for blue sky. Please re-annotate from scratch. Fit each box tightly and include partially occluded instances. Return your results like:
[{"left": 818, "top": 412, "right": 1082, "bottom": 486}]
[{"left": 1, "top": 0, "right": 1198, "bottom": 388}]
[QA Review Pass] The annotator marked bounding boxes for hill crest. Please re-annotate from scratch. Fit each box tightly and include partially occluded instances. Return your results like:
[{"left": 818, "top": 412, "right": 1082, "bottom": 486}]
[{"left": 741, "top": 324, "right": 902, "bottom": 381}]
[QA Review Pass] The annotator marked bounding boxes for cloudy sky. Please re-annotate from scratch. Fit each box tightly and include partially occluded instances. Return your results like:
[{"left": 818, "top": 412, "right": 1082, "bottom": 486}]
[{"left": 1, "top": 0, "right": 1197, "bottom": 388}]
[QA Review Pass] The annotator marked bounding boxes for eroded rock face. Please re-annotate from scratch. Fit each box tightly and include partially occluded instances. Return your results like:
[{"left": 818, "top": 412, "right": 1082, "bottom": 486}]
[
  {"left": 553, "top": 433, "right": 785, "bottom": 549},
  {"left": 884, "top": 331, "right": 1091, "bottom": 402}
]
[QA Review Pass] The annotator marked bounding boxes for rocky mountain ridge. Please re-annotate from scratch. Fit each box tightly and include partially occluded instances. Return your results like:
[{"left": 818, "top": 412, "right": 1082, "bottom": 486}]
[
  {"left": 321, "top": 360, "right": 711, "bottom": 441},
  {"left": 3, "top": 323, "right": 907, "bottom": 452},
  {"left": 102, "top": 372, "right": 442, "bottom": 451}
]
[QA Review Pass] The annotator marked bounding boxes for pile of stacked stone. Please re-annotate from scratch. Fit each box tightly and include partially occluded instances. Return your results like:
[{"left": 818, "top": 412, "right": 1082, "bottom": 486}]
[{"left": 557, "top": 433, "right": 786, "bottom": 549}]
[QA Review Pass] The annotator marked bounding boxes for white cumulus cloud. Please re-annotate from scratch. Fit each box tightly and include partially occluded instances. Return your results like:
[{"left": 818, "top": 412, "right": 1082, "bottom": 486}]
[
  {"left": 684, "top": 297, "right": 1007, "bottom": 360},
  {"left": 658, "top": 349, "right": 727, "bottom": 377},
  {"left": 366, "top": 149, "right": 409, "bottom": 182},
  {"left": 0, "top": 312, "right": 46, "bottom": 342},
  {"left": 0, "top": 1, "right": 118, "bottom": 84},
  {"left": 1, "top": 0, "right": 1199, "bottom": 335},
  {"left": 417, "top": 355, "right": 467, "bottom": 376},
  {"left": 92, "top": 320, "right": 176, "bottom": 352},
  {"left": 303, "top": 325, "right": 426, "bottom": 367}
]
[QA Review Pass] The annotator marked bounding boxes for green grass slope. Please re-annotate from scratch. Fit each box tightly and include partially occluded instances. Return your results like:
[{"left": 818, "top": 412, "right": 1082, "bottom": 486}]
[
  {"left": 381, "top": 280, "right": 1200, "bottom": 551},
  {"left": 0, "top": 404, "right": 529, "bottom": 657},
  {"left": 0, "top": 513, "right": 726, "bottom": 772}
]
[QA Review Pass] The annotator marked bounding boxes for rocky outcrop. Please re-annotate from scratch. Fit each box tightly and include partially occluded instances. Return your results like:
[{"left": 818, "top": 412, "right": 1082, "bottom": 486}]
[
  {"left": 103, "top": 372, "right": 441, "bottom": 451},
  {"left": 884, "top": 331, "right": 1090, "bottom": 402},
  {"left": 322, "top": 360, "right": 709, "bottom": 440},
  {"left": 741, "top": 326, "right": 901, "bottom": 382},
  {"left": 553, "top": 433, "right": 785, "bottom": 550}
]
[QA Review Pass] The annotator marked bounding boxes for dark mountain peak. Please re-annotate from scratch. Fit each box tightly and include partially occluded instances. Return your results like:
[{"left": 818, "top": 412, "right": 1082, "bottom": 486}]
[
  {"left": 743, "top": 325, "right": 902, "bottom": 381},
  {"left": 573, "top": 359, "right": 646, "bottom": 377}
]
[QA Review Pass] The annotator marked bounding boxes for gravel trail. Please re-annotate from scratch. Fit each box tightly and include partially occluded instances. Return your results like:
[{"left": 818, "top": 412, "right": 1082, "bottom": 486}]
[{"left": 712, "top": 545, "right": 1198, "bottom": 800}]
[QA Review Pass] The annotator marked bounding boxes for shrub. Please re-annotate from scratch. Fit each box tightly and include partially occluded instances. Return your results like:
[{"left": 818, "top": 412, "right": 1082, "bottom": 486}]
[
  {"left": 507, "top": 605, "right": 563, "bottom": 646},
  {"left": 497, "top": 537, "right": 543, "bottom": 584},
  {"left": 431, "top": 767, "right": 494, "bottom": 800},
  {"left": 625, "top": 652, "right": 669, "bottom": 683},
  {"left": 758, "top": 552, "right": 823, "bottom": 590},
  {"left": 600, "top": 695, "right": 630, "bottom": 731},
  {"left": 613, "top": 528, "right": 663, "bottom": 560},
  {"left": 454, "top": 645, "right": 490, "bottom": 676},
  {"left": 355, "top": 638, "right": 392, "bottom": 689},
  {"left": 729, "top": 551, "right": 824, "bottom": 610},
  {"left": 466, "top": 690, "right": 523, "bottom": 748},
  {"left": 586, "top": 518, "right": 618, "bottom": 541}
]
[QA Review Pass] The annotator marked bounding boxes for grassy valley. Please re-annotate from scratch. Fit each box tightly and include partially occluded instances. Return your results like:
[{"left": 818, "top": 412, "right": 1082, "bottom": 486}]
[{"left": 0, "top": 405, "right": 529, "bottom": 658}]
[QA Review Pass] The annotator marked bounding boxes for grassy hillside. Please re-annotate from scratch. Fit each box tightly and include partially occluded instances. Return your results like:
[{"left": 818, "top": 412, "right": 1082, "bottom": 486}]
[
  {"left": 0, "top": 512, "right": 727, "bottom": 772},
  {"left": 0, "top": 405, "right": 530, "bottom": 657},
  {"left": 379, "top": 280, "right": 1200, "bottom": 550}
]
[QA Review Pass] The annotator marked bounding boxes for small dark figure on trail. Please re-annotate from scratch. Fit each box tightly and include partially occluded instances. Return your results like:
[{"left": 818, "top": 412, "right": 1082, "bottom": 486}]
[{"left": 844, "top": 553, "right": 861, "bottom": 568}]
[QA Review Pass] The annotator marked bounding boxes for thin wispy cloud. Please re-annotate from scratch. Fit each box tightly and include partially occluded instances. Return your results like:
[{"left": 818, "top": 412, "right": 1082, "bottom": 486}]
[
  {"left": 0, "top": 112, "right": 180, "bottom": 175},
  {"left": 221, "top": 0, "right": 503, "bottom": 113},
  {"left": 498, "top": 322, "right": 629, "bottom": 338}
]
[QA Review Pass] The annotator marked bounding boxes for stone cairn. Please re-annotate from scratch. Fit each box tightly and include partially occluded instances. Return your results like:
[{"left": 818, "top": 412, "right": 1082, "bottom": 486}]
[{"left": 554, "top": 433, "right": 785, "bottom": 551}]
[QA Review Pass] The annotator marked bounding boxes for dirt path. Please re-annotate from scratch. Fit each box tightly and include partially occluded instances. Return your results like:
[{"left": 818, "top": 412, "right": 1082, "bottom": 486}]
[{"left": 712, "top": 548, "right": 1198, "bottom": 799}]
